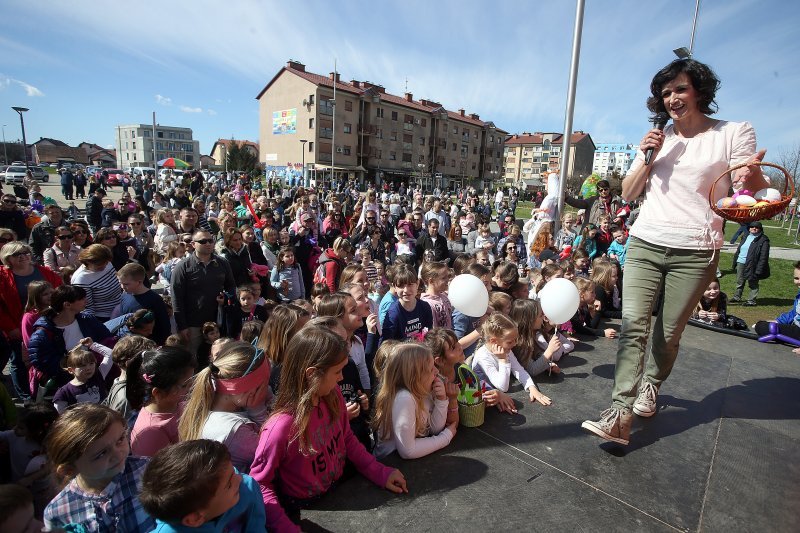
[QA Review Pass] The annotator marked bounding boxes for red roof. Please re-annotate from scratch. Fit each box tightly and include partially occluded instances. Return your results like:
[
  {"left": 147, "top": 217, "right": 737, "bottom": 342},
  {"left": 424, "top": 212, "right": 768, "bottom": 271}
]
[
  {"left": 255, "top": 62, "right": 502, "bottom": 129},
  {"left": 505, "top": 132, "right": 591, "bottom": 146}
]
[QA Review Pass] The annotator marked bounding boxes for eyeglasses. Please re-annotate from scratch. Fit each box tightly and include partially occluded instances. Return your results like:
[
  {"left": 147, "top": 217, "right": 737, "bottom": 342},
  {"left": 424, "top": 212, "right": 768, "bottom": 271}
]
[
  {"left": 10, "top": 250, "right": 31, "bottom": 258},
  {"left": 597, "top": 187, "right": 609, "bottom": 192},
  {"left": 58, "top": 234, "right": 74, "bottom": 240},
  {"left": 2, "top": 199, "right": 17, "bottom": 205},
  {"left": 129, "top": 222, "right": 141, "bottom": 226},
  {"left": 366, "top": 218, "right": 376, "bottom": 222},
  {"left": 193, "top": 238, "right": 214, "bottom": 245}
]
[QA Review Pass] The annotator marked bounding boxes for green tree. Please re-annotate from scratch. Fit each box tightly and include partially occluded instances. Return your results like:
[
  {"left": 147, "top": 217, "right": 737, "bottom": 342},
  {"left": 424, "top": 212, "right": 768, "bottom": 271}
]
[{"left": 225, "top": 141, "right": 259, "bottom": 174}]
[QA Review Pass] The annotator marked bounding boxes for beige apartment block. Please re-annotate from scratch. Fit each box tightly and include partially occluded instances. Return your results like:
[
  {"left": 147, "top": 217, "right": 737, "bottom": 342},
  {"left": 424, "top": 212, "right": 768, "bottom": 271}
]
[
  {"left": 256, "top": 60, "right": 506, "bottom": 190},
  {"left": 209, "top": 139, "right": 260, "bottom": 166},
  {"left": 503, "top": 131, "right": 596, "bottom": 191}
]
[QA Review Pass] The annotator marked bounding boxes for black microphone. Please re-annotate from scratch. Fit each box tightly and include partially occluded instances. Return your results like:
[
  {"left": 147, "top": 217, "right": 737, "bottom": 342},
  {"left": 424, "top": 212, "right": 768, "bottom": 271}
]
[{"left": 644, "top": 112, "right": 670, "bottom": 166}]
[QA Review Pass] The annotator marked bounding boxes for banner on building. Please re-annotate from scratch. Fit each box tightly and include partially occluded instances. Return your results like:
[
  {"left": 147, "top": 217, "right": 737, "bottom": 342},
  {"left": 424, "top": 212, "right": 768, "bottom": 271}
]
[{"left": 272, "top": 109, "right": 297, "bottom": 135}]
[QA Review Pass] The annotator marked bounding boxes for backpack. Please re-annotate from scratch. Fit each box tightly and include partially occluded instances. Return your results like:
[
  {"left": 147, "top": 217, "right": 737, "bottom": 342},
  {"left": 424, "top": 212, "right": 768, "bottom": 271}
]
[{"left": 313, "top": 262, "right": 328, "bottom": 285}]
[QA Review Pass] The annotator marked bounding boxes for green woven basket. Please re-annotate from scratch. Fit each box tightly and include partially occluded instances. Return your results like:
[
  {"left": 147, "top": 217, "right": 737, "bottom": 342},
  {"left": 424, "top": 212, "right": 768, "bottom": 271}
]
[{"left": 458, "top": 399, "right": 485, "bottom": 427}]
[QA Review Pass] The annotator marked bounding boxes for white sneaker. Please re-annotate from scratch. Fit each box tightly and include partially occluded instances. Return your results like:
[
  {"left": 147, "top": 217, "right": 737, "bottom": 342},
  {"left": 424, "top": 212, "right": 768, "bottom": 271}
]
[
  {"left": 581, "top": 407, "right": 632, "bottom": 445},
  {"left": 632, "top": 381, "right": 659, "bottom": 418}
]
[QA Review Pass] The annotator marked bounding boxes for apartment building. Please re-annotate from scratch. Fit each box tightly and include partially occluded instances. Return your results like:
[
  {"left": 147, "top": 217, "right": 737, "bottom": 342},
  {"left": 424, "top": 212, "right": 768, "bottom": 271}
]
[
  {"left": 209, "top": 139, "right": 260, "bottom": 166},
  {"left": 115, "top": 124, "right": 200, "bottom": 168},
  {"left": 503, "top": 131, "right": 595, "bottom": 190},
  {"left": 255, "top": 60, "right": 506, "bottom": 190},
  {"left": 592, "top": 143, "right": 639, "bottom": 178}
]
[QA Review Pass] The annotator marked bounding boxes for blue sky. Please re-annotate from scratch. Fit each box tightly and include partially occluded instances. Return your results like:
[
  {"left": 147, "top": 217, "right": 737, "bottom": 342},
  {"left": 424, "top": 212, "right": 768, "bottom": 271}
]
[{"left": 1, "top": 0, "right": 798, "bottom": 160}]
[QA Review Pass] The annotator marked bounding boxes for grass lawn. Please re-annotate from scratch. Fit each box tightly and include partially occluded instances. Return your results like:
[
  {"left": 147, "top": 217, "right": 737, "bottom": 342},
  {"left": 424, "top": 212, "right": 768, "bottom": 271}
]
[{"left": 723, "top": 219, "right": 800, "bottom": 249}]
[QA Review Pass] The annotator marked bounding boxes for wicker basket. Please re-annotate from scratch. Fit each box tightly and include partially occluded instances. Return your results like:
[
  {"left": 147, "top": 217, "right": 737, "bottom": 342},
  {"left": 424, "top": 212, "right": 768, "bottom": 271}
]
[
  {"left": 709, "top": 161, "right": 793, "bottom": 223},
  {"left": 458, "top": 399, "right": 485, "bottom": 428}
]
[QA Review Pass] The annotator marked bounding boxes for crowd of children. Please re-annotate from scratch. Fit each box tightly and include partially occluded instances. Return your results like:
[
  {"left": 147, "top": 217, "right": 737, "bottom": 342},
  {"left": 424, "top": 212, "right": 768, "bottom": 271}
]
[{"left": 2, "top": 178, "right": 793, "bottom": 532}]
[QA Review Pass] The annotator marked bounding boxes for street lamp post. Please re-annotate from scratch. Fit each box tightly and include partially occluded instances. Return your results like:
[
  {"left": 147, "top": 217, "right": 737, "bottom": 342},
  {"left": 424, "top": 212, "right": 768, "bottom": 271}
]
[
  {"left": 299, "top": 139, "right": 307, "bottom": 186},
  {"left": 11, "top": 107, "right": 29, "bottom": 171},
  {"left": 417, "top": 163, "right": 425, "bottom": 192}
]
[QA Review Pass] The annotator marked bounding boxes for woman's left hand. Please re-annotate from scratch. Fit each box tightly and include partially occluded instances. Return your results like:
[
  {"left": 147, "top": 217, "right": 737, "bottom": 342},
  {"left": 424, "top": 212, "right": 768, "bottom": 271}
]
[{"left": 732, "top": 148, "right": 768, "bottom": 191}]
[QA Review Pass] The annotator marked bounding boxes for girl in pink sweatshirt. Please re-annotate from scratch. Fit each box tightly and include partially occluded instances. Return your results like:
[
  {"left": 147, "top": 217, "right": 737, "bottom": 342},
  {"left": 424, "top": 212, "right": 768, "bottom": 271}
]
[{"left": 249, "top": 326, "right": 407, "bottom": 532}]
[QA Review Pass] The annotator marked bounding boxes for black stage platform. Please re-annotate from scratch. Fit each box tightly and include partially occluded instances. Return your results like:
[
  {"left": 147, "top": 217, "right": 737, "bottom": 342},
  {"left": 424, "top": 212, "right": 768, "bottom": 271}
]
[{"left": 300, "top": 325, "right": 800, "bottom": 532}]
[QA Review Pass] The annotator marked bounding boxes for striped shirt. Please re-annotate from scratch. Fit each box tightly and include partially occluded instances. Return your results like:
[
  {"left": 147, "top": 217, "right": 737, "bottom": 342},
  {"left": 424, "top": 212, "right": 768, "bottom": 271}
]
[{"left": 71, "top": 262, "right": 122, "bottom": 318}]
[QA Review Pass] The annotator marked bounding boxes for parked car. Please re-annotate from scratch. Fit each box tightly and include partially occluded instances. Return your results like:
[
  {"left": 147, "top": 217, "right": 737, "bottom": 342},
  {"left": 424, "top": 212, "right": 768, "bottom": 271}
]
[
  {"left": 0, "top": 166, "right": 8, "bottom": 182},
  {"left": 105, "top": 169, "right": 126, "bottom": 185},
  {"left": 31, "top": 166, "right": 49, "bottom": 182},
  {"left": 4, "top": 166, "right": 28, "bottom": 184}
]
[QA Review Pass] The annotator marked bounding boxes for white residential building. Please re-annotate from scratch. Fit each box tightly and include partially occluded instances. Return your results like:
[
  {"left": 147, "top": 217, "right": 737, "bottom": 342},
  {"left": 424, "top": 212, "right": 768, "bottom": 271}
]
[
  {"left": 592, "top": 143, "right": 639, "bottom": 178},
  {"left": 115, "top": 124, "right": 200, "bottom": 168}
]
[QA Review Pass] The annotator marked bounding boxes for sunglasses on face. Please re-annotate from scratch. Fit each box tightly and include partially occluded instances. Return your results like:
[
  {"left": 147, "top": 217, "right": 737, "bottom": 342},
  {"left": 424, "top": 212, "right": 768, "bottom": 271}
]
[
  {"left": 0, "top": 237, "right": 11, "bottom": 244},
  {"left": 58, "top": 234, "right": 74, "bottom": 240},
  {"left": 3, "top": 199, "right": 17, "bottom": 205},
  {"left": 193, "top": 238, "right": 214, "bottom": 245},
  {"left": 11, "top": 250, "right": 31, "bottom": 258},
  {"left": 597, "top": 187, "right": 609, "bottom": 192},
  {"left": 129, "top": 222, "right": 141, "bottom": 226}
]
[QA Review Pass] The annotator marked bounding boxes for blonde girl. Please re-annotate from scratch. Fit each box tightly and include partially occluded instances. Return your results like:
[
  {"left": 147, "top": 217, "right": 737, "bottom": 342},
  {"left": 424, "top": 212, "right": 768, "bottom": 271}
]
[
  {"left": 154, "top": 208, "right": 178, "bottom": 255},
  {"left": 249, "top": 327, "right": 407, "bottom": 530},
  {"left": 271, "top": 245, "right": 305, "bottom": 301},
  {"left": 372, "top": 338, "right": 401, "bottom": 389},
  {"left": 419, "top": 261, "right": 453, "bottom": 329},
  {"left": 471, "top": 313, "right": 544, "bottom": 405},
  {"left": 179, "top": 341, "right": 272, "bottom": 472},
  {"left": 317, "top": 291, "right": 375, "bottom": 392},
  {"left": 488, "top": 291, "right": 512, "bottom": 315},
  {"left": 256, "top": 303, "right": 311, "bottom": 395},
  {"left": 21, "top": 280, "right": 53, "bottom": 348},
  {"left": 44, "top": 404, "right": 155, "bottom": 532},
  {"left": 155, "top": 240, "right": 185, "bottom": 285},
  {"left": 372, "top": 343, "right": 457, "bottom": 459}
]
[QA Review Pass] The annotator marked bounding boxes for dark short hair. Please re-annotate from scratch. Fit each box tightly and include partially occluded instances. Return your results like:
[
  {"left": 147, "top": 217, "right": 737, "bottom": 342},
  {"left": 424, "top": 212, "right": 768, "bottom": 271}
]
[
  {"left": 646, "top": 58, "right": 720, "bottom": 117},
  {"left": 140, "top": 440, "right": 231, "bottom": 523}
]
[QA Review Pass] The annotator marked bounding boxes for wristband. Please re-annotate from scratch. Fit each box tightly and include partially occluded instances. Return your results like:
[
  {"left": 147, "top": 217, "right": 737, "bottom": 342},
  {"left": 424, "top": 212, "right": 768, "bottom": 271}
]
[{"left": 448, "top": 407, "right": 459, "bottom": 412}]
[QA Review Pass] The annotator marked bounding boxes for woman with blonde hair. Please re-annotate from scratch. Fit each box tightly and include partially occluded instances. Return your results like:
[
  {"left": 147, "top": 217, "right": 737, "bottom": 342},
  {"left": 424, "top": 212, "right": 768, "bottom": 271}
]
[
  {"left": 179, "top": 341, "right": 272, "bottom": 471},
  {"left": 70, "top": 244, "right": 120, "bottom": 321},
  {"left": 257, "top": 303, "right": 311, "bottom": 394},
  {"left": 372, "top": 343, "right": 457, "bottom": 459}
]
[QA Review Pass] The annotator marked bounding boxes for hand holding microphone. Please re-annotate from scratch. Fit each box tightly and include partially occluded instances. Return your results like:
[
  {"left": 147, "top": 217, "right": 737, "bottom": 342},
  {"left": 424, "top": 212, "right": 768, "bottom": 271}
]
[{"left": 643, "top": 112, "right": 670, "bottom": 166}]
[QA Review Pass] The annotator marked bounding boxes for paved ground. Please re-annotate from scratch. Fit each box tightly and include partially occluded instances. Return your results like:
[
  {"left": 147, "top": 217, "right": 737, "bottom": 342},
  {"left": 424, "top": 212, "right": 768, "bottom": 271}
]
[{"left": 300, "top": 324, "right": 800, "bottom": 533}]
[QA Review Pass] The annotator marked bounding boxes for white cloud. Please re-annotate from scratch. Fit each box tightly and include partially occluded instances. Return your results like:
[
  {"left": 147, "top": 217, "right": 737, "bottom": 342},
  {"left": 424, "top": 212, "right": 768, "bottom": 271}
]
[
  {"left": 155, "top": 94, "right": 172, "bottom": 106},
  {"left": 207, "top": 109, "right": 217, "bottom": 116},
  {"left": 0, "top": 74, "right": 44, "bottom": 97},
  {"left": 180, "top": 105, "right": 203, "bottom": 113}
]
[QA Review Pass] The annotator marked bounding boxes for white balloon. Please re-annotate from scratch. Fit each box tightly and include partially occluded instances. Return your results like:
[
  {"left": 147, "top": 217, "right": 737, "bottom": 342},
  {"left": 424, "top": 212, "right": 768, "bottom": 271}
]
[
  {"left": 538, "top": 278, "right": 581, "bottom": 325},
  {"left": 448, "top": 274, "right": 489, "bottom": 317}
]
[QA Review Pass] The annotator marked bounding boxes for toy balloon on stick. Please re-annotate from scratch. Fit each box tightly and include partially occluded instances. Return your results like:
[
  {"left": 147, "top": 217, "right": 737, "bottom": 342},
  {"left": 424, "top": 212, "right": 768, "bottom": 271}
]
[
  {"left": 448, "top": 274, "right": 489, "bottom": 317},
  {"left": 538, "top": 278, "right": 580, "bottom": 325}
]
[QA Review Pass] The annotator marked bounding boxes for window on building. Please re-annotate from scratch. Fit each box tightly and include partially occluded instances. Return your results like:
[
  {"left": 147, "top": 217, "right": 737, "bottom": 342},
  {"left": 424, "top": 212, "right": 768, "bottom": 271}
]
[
  {"left": 309, "top": 118, "right": 314, "bottom": 129},
  {"left": 403, "top": 134, "right": 412, "bottom": 143},
  {"left": 404, "top": 114, "right": 413, "bottom": 124},
  {"left": 156, "top": 142, "right": 163, "bottom": 150},
  {"left": 309, "top": 95, "right": 315, "bottom": 104},
  {"left": 473, "top": 147, "right": 477, "bottom": 155},
  {"left": 344, "top": 123, "right": 352, "bottom": 134},
  {"left": 125, "top": 142, "right": 128, "bottom": 149},
  {"left": 450, "top": 159, "right": 456, "bottom": 167},
  {"left": 452, "top": 126, "right": 458, "bottom": 134},
  {"left": 345, "top": 100, "right": 352, "bottom": 111},
  {"left": 168, "top": 143, "right": 175, "bottom": 151},
  {"left": 472, "top": 162, "right": 477, "bottom": 170},
  {"left": 402, "top": 153, "right": 412, "bottom": 163},
  {"left": 419, "top": 154, "right": 425, "bottom": 163},
  {"left": 319, "top": 99, "right": 334, "bottom": 116},
  {"left": 390, "top": 131, "right": 397, "bottom": 141},
  {"left": 125, "top": 152, "right": 129, "bottom": 160},
  {"left": 320, "top": 127, "right": 333, "bottom": 139},
  {"left": 157, "top": 131, "right": 163, "bottom": 138},
  {"left": 143, "top": 130, "right": 151, "bottom": 137},
  {"left": 452, "top": 143, "right": 457, "bottom": 151},
  {"left": 132, "top": 142, "right": 136, "bottom": 149},
  {"left": 391, "top": 111, "right": 398, "bottom": 121},
  {"left": 377, "top": 129, "right": 383, "bottom": 139},
  {"left": 169, "top": 132, "right": 175, "bottom": 139},
  {"left": 390, "top": 151, "right": 396, "bottom": 161},
  {"left": 377, "top": 150, "right": 382, "bottom": 159},
  {"left": 130, "top": 130, "right": 135, "bottom": 138},
  {"left": 421, "top": 118, "right": 427, "bottom": 127},
  {"left": 376, "top": 107, "right": 384, "bottom": 118},
  {"left": 343, "top": 146, "right": 351, "bottom": 155},
  {"left": 419, "top": 137, "right": 425, "bottom": 145}
]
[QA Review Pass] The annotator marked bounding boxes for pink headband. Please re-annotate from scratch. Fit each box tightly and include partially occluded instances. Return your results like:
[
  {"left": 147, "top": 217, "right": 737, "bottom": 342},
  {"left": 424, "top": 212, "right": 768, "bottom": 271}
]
[{"left": 214, "top": 359, "right": 269, "bottom": 395}]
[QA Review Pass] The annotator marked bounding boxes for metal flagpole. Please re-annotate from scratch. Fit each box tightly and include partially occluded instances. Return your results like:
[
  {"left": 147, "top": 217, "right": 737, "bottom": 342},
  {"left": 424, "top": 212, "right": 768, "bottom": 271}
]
[
  {"left": 331, "top": 58, "right": 337, "bottom": 190},
  {"left": 554, "top": 0, "right": 586, "bottom": 237},
  {"left": 152, "top": 112, "right": 158, "bottom": 178}
]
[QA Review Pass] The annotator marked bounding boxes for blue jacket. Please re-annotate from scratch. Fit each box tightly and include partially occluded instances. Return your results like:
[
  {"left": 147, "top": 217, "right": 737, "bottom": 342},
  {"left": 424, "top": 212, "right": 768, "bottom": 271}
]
[
  {"left": 28, "top": 313, "right": 113, "bottom": 380},
  {"left": 777, "top": 290, "right": 800, "bottom": 327}
]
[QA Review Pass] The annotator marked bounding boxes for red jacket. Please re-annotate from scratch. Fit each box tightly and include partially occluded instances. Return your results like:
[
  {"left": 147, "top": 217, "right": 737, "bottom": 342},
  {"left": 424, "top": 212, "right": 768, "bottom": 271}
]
[
  {"left": 319, "top": 248, "right": 345, "bottom": 294},
  {"left": 0, "top": 265, "right": 63, "bottom": 334}
]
